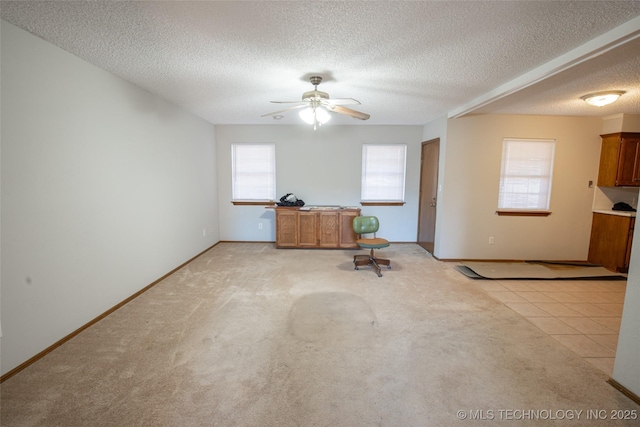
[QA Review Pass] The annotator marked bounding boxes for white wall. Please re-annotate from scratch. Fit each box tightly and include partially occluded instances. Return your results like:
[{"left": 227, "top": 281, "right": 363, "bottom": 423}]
[
  {"left": 216, "top": 125, "right": 424, "bottom": 242},
  {"left": 613, "top": 222, "right": 640, "bottom": 397},
  {"left": 0, "top": 21, "right": 219, "bottom": 375},
  {"left": 435, "top": 114, "right": 602, "bottom": 260},
  {"left": 610, "top": 115, "right": 640, "bottom": 399}
]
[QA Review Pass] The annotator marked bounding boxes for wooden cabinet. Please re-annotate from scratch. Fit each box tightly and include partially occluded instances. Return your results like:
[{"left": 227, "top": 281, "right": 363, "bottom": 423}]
[
  {"left": 275, "top": 207, "right": 360, "bottom": 248},
  {"left": 298, "top": 212, "right": 318, "bottom": 247},
  {"left": 318, "top": 212, "right": 339, "bottom": 248},
  {"left": 339, "top": 210, "right": 360, "bottom": 247},
  {"left": 588, "top": 212, "right": 635, "bottom": 272},
  {"left": 597, "top": 132, "right": 640, "bottom": 187},
  {"left": 275, "top": 209, "right": 299, "bottom": 248}
]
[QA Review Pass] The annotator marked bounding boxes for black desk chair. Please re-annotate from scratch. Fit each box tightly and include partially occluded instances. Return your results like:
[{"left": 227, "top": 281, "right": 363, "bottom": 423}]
[{"left": 352, "top": 216, "right": 390, "bottom": 277}]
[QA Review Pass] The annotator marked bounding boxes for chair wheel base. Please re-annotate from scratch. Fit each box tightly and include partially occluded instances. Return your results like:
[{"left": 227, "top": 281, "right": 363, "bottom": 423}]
[{"left": 353, "top": 254, "right": 390, "bottom": 277}]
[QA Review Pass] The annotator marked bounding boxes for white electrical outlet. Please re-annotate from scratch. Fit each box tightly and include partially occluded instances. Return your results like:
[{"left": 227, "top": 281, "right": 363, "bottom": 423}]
[
  {"left": 202, "top": 229, "right": 206, "bottom": 237},
  {"left": 258, "top": 223, "right": 263, "bottom": 230},
  {"left": 489, "top": 236, "right": 494, "bottom": 244}
]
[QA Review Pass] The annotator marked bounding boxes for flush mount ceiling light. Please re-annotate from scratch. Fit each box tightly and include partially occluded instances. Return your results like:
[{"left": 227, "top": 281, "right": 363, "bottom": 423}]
[{"left": 580, "top": 90, "right": 626, "bottom": 107}]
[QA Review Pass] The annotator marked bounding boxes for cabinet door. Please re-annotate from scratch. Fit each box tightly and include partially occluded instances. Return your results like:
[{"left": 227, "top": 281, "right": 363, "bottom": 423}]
[
  {"left": 276, "top": 210, "right": 298, "bottom": 248},
  {"left": 597, "top": 134, "right": 622, "bottom": 187},
  {"left": 616, "top": 138, "right": 640, "bottom": 186},
  {"left": 339, "top": 211, "right": 360, "bottom": 248},
  {"left": 588, "top": 213, "right": 632, "bottom": 272},
  {"left": 298, "top": 212, "right": 318, "bottom": 247},
  {"left": 318, "top": 212, "right": 339, "bottom": 247},
  {"left": 629, "top": 137, "right": 640, "bottom": 185},
  {"left": 625, "top": 218, "right": 635, "bottom": 271}
]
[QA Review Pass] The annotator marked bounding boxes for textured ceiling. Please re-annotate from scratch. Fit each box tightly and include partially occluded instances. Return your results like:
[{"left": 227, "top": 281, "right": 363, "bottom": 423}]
[{"left": 1, "top": 1, "right": 639, "bottom": 126}]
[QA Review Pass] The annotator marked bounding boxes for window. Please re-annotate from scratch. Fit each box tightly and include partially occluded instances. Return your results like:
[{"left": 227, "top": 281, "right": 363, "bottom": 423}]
[
  {"left": 231, "top": 143, "right": 275, "bottom": 204},
  {"left": 498, "top": 138, "right": 555, "bottom": 214},
  {"left": 361, "top": 144, "right": 407, "bottom": 205}
]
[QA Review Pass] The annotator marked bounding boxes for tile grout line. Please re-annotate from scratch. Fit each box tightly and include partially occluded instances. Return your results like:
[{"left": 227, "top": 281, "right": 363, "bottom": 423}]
[{"left": 474, "top": 279, "right": 625, "bottom": 377}]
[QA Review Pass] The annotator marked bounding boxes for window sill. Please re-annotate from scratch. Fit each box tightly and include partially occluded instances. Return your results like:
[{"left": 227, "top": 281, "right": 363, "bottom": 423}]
[
  {"left": 231, "top": 200, "right": 275, "bottom": 206},
  {"left": 360, "top": 201, "right": 405, "bottom": 206},
  {"left": 496, "top": 210, "right": 551, "bottom": 217}
]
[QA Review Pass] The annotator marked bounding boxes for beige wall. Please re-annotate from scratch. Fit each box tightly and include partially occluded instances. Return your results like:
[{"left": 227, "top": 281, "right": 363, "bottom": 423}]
[
  {"left": 434, "top": 114, "right": 602, "bottom": 260},
  {"left": 602, "top": 113, "right": 640, "bottom": 134}
]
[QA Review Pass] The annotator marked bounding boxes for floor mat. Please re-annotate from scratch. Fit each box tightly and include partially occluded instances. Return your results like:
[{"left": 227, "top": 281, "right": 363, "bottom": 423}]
[{"left": 457, "top": 261, "right": 626, "bottom": 280}]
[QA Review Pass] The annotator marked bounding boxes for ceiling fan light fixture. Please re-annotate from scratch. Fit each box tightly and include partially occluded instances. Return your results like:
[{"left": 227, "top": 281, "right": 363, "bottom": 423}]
[
  {"left": 264, "top": 75, "right": 368, "bottom": 126},
  {"left": 580, "top": 90, "right": 625, "bottom": 107},
  {"left": 299, "top": 106, "right": 331, "bottom": 128},
  {"left": 298, "top": 107, "right": 315, "bottom": 125},
  {"left": 315, "top": 107, "right": 331, "bottom": 124}
]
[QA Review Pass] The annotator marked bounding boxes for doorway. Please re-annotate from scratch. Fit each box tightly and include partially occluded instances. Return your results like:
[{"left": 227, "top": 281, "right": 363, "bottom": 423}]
[{"left": 417, "top": 138, "right": 439, "bottom": 254}]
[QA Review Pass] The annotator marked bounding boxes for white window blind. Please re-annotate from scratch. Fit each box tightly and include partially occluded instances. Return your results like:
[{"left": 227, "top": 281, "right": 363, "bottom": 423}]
[
  {"left": 498, "top": 138, "right": 555, "bottom": 210},
  {"left": 231, "top": 143, "right": 276, "bottom": 201},
  {"left": 361, "top": 144, "right": 407, "bottom": 202}
]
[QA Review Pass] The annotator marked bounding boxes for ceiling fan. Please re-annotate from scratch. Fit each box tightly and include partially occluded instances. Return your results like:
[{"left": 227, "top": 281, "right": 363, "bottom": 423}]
[{"left": 262, "top": 76, "right": 370, "bottom": 129}]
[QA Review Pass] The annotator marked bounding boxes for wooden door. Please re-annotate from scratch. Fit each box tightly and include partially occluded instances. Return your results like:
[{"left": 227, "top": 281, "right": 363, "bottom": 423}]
[
  {"left": 616, "top": 137, "right": 640, "bottom": 186},
  {"left": 588, "top": 213, "right": 632, "bottom": 272},
  {"left": 318, "top": 212, "right": 339, "bottom": 247},
  {"left": 625, "top": 218, "right": 635, "bottom": 271},
  {"left": 298, "top": 212, "right": 318, "bottom": 247},
  {"left": 417, "top": 139, "right": 439, "bottom": 254},
  {"left": 597, "top": 134, "right": 620, "bottom": 187},
  {"left": 276, "top": 210, "right": 298, "bottom": 248},
  {"left": 339, "top": 211, "right": 360, "bottom": 248}
]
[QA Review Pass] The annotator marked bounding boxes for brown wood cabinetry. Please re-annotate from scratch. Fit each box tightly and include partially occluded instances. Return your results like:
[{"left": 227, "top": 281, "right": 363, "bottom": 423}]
[
  {"left": 597, "top": 132, "right": 640, "bottom": 187},
  {"left": 298, "top": 212, "right": 318, "bottom": 247},
  {"left": 275, "top": 207, "right": 360, "bottom": 248},
  {"left": 318, "top": 211, "right": 339, "bottom": 247},
  {"left": 275, "top": 209, "right": 299, "bottom": 248},
  {"left": 588, "top": 212, "right": 635, "bottom": 272},
  {"left": 339, "top": 211, "right": 360, "bottom": 247}
]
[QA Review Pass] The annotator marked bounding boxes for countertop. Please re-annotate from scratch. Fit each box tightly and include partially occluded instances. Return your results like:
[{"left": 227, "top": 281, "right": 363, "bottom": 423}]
[
  {"left": 268, "top": 205, "right": 360, "bottom": 211},
  {"left": 592, "top": 209, "right": 636, "bottom": 217}
]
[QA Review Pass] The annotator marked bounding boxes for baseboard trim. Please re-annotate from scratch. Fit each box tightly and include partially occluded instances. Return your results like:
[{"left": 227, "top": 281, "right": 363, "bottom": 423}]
[
  {"left": 0, "top": 242, "right": 220, "bottom": 383},
  {"left": 607, "top": 378, "right": 640, "bottom": 405},
  {"left": 218, "top": 240, "right": 275, "bottom": 243},
  {"left": 439, "top": 258, "right": 591, "bottom": 263}
]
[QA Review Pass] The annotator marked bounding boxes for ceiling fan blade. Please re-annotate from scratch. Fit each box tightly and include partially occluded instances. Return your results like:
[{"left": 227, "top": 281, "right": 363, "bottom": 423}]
[
  {"left": 324, "top": 98, "right": 361, "bottom": 106},
  {"left": 269, "top": 100, "right": 308, "bottom": 104},
  {"left": 327, "top": 104, "right": 370, "bottom": 120},
  {"left": 261, "top": 104, "right": 309, "bottom": 117}
]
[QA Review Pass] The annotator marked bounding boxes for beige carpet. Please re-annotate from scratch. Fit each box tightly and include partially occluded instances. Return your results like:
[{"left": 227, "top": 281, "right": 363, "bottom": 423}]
[{"left": 1, "top": 243, "right": 638, "bottom": 426}]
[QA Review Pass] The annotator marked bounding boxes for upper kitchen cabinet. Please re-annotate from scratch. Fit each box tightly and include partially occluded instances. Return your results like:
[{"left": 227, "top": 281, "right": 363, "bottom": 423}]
[{"left": 597, "top": 133, "right": 640, "bottom": 187}]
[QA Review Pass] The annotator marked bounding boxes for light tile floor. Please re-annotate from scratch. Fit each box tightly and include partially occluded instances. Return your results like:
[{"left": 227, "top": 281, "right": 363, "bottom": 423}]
[{"left": 472, "top": 278, "right": 626, "bottom": 377}]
